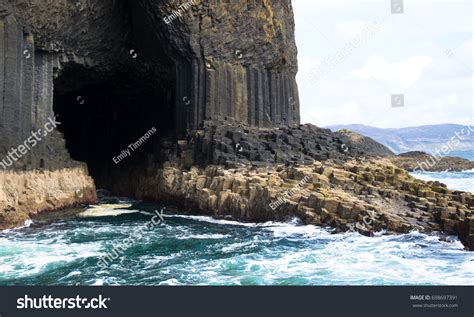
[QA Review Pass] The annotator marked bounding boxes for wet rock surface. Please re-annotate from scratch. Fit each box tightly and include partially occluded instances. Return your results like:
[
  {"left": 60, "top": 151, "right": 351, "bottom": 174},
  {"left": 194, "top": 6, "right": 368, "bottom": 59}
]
[
  {"left": 458, "top": 216, "right": 474, "bottom": 251},
  {"left": 0, "top": 166, "right": 96, "bottom": 229},
  {"left": 107, "top": 153, "right": 474, "bottom": 250}
]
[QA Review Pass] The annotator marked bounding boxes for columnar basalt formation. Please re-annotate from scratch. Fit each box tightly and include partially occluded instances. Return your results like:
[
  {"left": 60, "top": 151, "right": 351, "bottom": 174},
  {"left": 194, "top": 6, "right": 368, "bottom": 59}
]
[
  {"left": 0, "top": 1, "right": 94, "bottom": 170},
  {"left": 3, "top": 0, "right": 299, "bottom": 142},
  {"left": 1, "top": 0, "right": 300, "bottom": 179},
  {"left": 0, "top": 2, "right": 96, "bottom": 221},
  {"left": 139, "top": 0, "right": 300, "bottom": 130},
  {"left": 0, "top": 0, "right": 300, "bottom": 226},
  {"left": 98, "top": 120, "right": 474, "bottom": 250},
  {"left": 188, "top": 120, "right": 394, "bottom": 168}
]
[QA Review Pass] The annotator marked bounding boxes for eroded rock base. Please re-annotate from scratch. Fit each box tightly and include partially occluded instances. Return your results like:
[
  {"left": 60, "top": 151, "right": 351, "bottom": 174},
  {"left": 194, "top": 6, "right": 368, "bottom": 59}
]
[{"left": 0, "top": 166, "right": 96, "bottom": 229}]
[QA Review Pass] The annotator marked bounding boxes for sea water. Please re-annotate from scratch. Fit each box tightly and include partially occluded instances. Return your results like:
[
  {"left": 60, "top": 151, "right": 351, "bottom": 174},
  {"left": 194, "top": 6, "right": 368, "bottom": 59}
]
[
  {"left": 410, "top": 170, "right": 474, "bottom": 193},
  {"left": 0, "top": 194, "right": 472, "bottom": 285}
]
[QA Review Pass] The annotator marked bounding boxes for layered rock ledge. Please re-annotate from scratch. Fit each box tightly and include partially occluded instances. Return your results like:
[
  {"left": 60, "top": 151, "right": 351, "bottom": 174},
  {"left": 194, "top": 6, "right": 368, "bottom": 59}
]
[
  {"left": 0, "top": 166, "right": 96, "bottom": 230},
  {"left": 105, "top": 155, "right": 474, "bottom": 250}
]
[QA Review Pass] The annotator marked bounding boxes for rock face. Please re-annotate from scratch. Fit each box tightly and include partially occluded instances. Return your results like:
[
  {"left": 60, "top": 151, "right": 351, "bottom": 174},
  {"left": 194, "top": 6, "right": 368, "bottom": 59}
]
[
  {"left": 458, "top": 217, "right": 474, "bottom": 251},
  {"left": 150, "top": 0, "right": 301, "bottom": 130},
  {"left": 0, "top": 2, "right": 76, "bottom": 170},
  {"left": 390, "top": 151, "right": 474, "bottom": 172},
  {"left": 1, "top": 0, "right": 299, "bottom": 148},
  {"left": 1, "top": 0, "right": 300, "bottom": 186},
  {"left": 0, "top": 166, "right": 96, "bottom": 229},
  {"left": 0, "top": 1, "right": 97, "bottom": 227}
]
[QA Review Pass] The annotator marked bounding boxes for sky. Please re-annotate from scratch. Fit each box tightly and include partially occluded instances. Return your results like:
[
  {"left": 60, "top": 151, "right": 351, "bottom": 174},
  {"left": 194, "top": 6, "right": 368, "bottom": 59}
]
[{"left": 292, "top": 0, "right": 473, "bottom": 128}]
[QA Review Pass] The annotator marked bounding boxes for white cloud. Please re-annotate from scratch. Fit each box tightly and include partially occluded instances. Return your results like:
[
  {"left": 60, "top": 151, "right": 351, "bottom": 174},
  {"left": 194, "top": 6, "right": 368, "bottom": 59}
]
[
  {"left": 349, "top": 55, "right": 433, "bottom": 87},
  {"left": 293, "top": 0, "right": 472, "bottom": 128},
  {"left": 336, "top": 20, "right": 371, "bottom": 39}
]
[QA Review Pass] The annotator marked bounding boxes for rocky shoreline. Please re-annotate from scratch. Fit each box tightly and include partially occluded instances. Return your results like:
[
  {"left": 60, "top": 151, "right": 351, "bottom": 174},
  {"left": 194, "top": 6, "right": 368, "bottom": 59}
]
[
  {"left": 102, "top": 151, "right": 474, "bottom": 250},
  {"left": 390, "top": 151, "right": 474, "bottom": 172},
  {"left": 0, "top": 166, "right": 96, "bottom": 230},
  {"left": 1, "top": 121, "right": 473, "bottom": 251}
]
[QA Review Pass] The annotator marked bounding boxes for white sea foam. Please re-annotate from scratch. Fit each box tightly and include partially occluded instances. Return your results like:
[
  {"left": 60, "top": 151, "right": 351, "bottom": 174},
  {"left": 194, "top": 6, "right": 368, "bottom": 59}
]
[
  {"left": 167, "top": 214, "right": 329, "bottom": 238},
  {"left": 166, "top": 214, "right": 262, "bottom": 227},
  {"left": 77, "top": 203, "right": 138, "bottom": 217},
  {"left": 158, "top": 278, "right": 181, "bottom": 286},
  {"left": 0, "top": 237, "right": 102, "bottom": 279},
  {"left": 1, "top": 219, "right": 34, "bottom": 234},
  {"left": 175, "top": 234, "right": 231, "bottom": 240},
  {"left": 262, "top": 222, "right": 331, "bottom": 238},
  {"left": 195, "top": 231, "right": 474, "bottom": 286}
]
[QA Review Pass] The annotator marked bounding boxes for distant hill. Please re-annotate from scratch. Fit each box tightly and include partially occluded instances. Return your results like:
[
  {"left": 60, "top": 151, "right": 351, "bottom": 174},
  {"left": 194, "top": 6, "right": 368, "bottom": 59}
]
[{"left": 325, "top": 124, "right": 474, "bottom": 156}]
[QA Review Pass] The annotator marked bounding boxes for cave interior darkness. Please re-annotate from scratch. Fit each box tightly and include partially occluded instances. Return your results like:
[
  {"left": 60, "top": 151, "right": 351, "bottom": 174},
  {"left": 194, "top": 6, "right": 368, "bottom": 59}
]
[
  {"left": 53, "top": 60, "right": 177, "bottom": 188},
  {"left": 50, "top": 1, "right": 187, "bottom": 190}
]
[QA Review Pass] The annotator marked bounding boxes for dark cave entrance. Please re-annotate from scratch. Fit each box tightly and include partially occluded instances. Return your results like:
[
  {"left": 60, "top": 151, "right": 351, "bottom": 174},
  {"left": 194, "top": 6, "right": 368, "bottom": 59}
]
[{"left": 53, "top": 62, "right": 176, "bottom": 189}]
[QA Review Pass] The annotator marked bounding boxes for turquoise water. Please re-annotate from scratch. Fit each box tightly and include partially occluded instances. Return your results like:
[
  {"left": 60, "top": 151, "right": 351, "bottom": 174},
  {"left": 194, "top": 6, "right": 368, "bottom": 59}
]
[{"left": 0, "top": 191, "right": 473, "bottom": 286}]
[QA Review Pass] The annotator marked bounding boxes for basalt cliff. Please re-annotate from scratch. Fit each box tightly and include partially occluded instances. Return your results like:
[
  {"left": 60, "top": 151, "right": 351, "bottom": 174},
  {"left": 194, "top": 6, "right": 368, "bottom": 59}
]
[{"left": 0, "top": 0, "right": 473, "bottom": 250}]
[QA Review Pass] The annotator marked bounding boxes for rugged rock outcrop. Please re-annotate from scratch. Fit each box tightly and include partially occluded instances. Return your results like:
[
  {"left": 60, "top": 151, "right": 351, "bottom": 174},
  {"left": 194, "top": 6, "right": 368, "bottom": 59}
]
[
  {"left": 190, "top": 120, "right": 352, "bottom": 168},
  {"left": 90, "top": 118, "right": 474, "bottom": 250},
  {"left": 459, "top": 217, "right": 474, "bottom": 251},
  {"left": 390, "top": 151, "right": 474, "bottom": 172},
  {"left": 104, "top": 157, "right": 474, "bottom": 245},
  {"left": 0, "top": 166, "right": 96, "bottom": 229},
  {"left": 334, "top": 129, "right": 395, "bottom": 157},
  {"left": 174, "top": 120, "right": 397, "bottom": 171}
]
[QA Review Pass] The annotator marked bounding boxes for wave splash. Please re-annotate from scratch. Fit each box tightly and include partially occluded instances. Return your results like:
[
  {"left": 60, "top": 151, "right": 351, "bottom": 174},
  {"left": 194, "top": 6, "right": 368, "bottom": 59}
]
[{"left": 0, "top": 204, "right": 472, "bottom": 286}]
